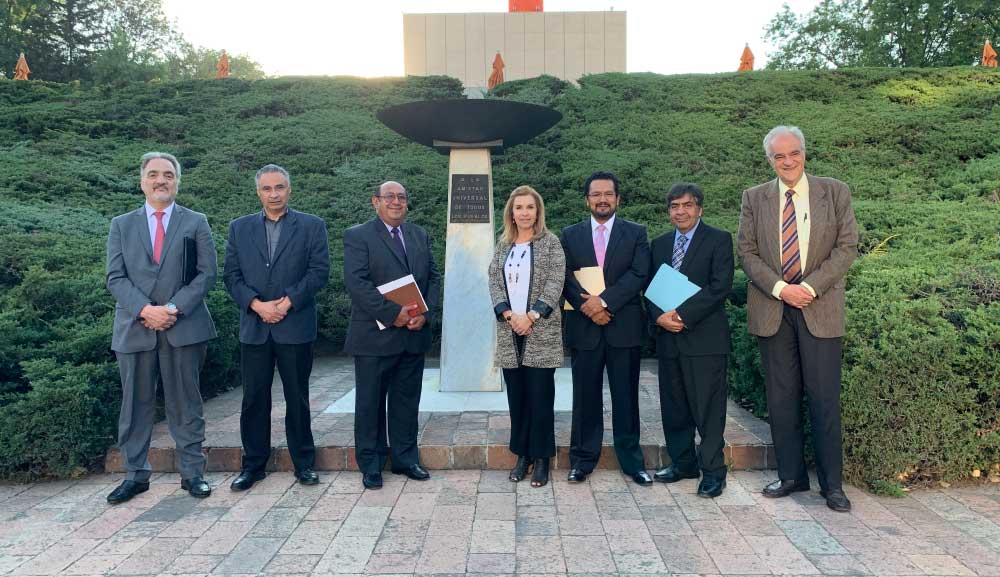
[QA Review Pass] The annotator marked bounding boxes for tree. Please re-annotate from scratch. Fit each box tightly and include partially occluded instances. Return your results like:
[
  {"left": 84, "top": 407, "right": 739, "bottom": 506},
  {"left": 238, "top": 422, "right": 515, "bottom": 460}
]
[{"left": 765, "top": 0, "right": 1000, "bottom": 69}]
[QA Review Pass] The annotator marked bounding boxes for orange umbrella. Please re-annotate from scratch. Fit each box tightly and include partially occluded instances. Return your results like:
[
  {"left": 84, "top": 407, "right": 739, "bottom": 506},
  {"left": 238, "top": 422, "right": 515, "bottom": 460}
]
[
  {"left": 216, "top": 50, "right": 230, "bottom": 78},
  {"left": 738, "top": 44, "right": 754, "bottom": 72},
  {"left": 983, "top": 41, "right": 998, "bottom": 68},
  {"left": 13, "top": 52, "right": 30, "bottom": 80},
  {"left": 488, "top": 52, "right": 505, "bottom": 90}
]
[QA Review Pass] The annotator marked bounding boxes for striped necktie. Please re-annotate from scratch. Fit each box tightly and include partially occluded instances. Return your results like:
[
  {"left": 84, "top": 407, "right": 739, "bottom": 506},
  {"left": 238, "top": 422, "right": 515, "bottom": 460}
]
[
  {"left": 781, "top": 190, "right": 802, "bottom": 283},
  {"left": 672, "top": 234, "right": 687, "bottom": 269}
]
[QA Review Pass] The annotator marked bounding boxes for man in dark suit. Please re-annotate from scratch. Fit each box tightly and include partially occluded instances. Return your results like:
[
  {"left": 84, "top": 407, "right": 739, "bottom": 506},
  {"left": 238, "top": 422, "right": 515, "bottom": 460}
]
[
  {"left": 223, "top": 164, "right": 330, "bottom": 491},
  {"left": 737, "top": 126, "right": 858, "bottom": 512},
  {"left": 343, "top": 181, "right": 440, "bottom": 490},
  {"left": 648, "top": 183, "right": 734, "bottom": 498},
  {"left": 105, "top": 152, "right": 218, "bottom": 504},
  {"left": 561, "top": 171, "right": 653, "bottom": 485}
]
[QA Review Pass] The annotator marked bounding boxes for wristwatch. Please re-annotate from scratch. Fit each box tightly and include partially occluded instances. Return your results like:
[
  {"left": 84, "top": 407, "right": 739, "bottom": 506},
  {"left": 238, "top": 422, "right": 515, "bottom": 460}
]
[
  {"left": 528, "top": 310, "right": 541, "bottom": 321},
  {"left": 166, "top": 302, "right": 177, "bottom": 312}
]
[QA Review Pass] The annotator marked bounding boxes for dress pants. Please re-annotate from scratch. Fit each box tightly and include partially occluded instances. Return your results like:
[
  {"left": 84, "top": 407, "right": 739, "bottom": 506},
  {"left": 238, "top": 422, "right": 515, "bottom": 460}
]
[
  {"left": 116, "top": 333, "right": 207, "bottom": 482},
  {"left": 503, "top": 365, "right": 556, "bottom": 459},
  {"left": 353, "top": 353, "right": 424, "bottom": 474},
  {"left": 569, "top": 336, "right": 645, "bottom": 474},
  {"left": 239, "top": 337, "right": 316, "bottom": 473},
  {"left": 758, "top": 304, "right": 843, "bottom": 492},
  {"left": 657, "top": 353, "right": 728, "bottom": 479}
]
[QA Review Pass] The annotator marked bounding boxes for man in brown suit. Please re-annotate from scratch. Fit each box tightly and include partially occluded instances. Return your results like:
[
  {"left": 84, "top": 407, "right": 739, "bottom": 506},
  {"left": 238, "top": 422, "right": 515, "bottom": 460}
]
[{"left": 737, "top": 126, "right": 858, "bottom": 512}]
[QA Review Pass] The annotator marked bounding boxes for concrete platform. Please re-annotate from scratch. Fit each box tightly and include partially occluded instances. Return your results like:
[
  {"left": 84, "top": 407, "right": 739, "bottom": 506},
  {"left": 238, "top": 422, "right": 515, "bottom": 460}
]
[{"left": 105, "top": 356, "right": 775, "bottom": 473}]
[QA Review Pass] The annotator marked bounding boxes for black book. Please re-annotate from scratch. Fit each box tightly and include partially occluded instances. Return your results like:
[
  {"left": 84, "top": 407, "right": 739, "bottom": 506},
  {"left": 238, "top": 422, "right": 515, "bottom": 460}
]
[{"left": 182, "top": 236, "right": 197, "bottom": 285}]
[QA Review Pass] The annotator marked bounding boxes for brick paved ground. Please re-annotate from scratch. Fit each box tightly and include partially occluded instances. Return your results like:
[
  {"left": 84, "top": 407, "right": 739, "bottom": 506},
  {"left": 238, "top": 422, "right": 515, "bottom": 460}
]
[
  {"left": 1, "top": 468, "right": 998, "bottom": 576},
  {"left": 106, "top": 357, "right": 774, "bottom": 473}
]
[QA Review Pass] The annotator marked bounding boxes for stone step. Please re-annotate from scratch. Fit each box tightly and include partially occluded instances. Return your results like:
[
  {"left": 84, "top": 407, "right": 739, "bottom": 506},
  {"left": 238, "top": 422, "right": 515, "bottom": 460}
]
[{"left": 104, "top": 357, "right": 773, "bottom": 473}]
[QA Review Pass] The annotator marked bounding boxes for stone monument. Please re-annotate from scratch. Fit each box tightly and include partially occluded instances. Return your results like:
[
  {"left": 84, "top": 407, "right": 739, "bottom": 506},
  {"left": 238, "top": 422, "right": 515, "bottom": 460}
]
[{"left": 377, "top": 99, "right": 562, "bottom": 392}]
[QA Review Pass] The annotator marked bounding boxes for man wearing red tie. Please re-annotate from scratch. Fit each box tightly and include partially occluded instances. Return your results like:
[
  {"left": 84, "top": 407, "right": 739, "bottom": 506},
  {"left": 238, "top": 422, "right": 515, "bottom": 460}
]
[{"left": 737, "top": 126, "right": 858, "bottom": 512}]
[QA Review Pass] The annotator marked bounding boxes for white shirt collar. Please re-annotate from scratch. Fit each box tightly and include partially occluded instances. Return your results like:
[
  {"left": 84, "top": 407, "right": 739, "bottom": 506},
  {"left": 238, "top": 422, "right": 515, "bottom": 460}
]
[
  {"left": 144, "top": 202, "right": 175, "bottom": 218},
  {"left": 675, "top": 219, "right": 700, "bottom": 243}
]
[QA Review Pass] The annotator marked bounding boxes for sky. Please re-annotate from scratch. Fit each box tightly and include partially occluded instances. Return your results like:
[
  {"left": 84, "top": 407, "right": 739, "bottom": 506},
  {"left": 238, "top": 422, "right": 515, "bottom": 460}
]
[{"left": 161, "top": 0, "right": 823, "bottom": 78}]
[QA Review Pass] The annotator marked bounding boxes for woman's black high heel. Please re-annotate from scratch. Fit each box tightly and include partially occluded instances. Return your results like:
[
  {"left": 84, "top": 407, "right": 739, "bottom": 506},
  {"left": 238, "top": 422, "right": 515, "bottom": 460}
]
[
  {"left": 531, "top": 458, "right": 550, "bottom": 487},
  {"left": 509, "top": 455, "right": 531, "bottom": 482}
]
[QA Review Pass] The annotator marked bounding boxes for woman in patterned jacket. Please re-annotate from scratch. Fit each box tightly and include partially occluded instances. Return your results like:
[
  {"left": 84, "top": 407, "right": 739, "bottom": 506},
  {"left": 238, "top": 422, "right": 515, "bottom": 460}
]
[{"left": 488, "top": 186, "right": 566, "bottom": 487}]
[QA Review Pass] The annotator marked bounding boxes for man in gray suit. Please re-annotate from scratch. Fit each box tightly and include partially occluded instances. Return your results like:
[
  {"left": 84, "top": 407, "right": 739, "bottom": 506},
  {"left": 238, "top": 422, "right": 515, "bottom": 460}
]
[
  {"left": 343, "top": 181, "right": 440, "bottom": 490},
  {"left": 737, "top": 126, "right": 858, "bottom": 512},
  {"left": 106, "top": 152, "right": 218, "bottom": 503}
]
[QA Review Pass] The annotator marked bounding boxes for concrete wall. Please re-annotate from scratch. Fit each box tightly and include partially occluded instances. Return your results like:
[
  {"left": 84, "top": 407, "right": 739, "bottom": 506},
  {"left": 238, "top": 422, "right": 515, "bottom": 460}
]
[{"left": 403, "top": 11, "right": 626, "bottom": 89}]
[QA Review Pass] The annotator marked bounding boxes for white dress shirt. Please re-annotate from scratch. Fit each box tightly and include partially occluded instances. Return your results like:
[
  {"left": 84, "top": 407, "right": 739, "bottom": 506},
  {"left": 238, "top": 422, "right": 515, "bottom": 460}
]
[{"left": 145, "top": 202, "right": 175, "bottom": 247}]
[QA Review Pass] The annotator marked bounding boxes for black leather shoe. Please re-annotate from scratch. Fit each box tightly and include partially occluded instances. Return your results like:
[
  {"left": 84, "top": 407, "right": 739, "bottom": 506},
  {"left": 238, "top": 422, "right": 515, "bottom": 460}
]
[
  {"left": 509, "top": 456, "right": 531, "bottom": 482},
  {"left": 697, "top": 477, "right": 726, "bottom": 498},
  {"left": 531, "top": 458, "right": 550, "bottom": 488},
  {"left": 391, "top": 464, "right": 430, "bottom": 481},
  {"left": 762, "top": 479, "right": 810, "bottom": 498},
  {"left": 654, "top": 465, "right": 700, "bottom": 483},
  {"left": 230, "top": 470, "right": 266, "bottom": 492},
  {"left": 295, "top": 468, "right": 320, "bottom": 485},
  {"left": 566, "top": 468, "right": 589, "bottom": 483},
  {"left": 362, "top": 472, "right": 383, "bottom": 490},
  {"left": 181, "top": 477, "right": 211, "bottom": 498},
  {"left": 106, "top": 480, "right": 149, "bottom": 504},
  {"left": 631, "top": 470, "right": 654, "bottom": 486},
  {"left": 821, "top": 489, "right": 852, "bottom": 512}
]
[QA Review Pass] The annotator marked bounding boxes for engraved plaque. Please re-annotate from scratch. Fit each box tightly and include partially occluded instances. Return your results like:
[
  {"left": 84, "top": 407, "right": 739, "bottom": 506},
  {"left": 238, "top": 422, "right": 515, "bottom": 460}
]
[{"left": 449, "top": 174, "right": 490, "bottom": 223}]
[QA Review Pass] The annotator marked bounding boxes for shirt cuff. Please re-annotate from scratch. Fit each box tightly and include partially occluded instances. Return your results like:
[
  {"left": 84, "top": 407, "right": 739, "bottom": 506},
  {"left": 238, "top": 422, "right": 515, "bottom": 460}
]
[
  {"left": 771, "top": 281, "right": 788, "bottom": 300},
  {"left": 801, "top": 282, "right": 817, "bottom": 297},
  {"left": 600, "top": 298, "right": 608, "bottom": 308}
]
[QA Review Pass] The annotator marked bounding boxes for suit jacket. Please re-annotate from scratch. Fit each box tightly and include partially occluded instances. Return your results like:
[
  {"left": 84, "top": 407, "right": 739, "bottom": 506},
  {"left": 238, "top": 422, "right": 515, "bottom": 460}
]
[
  {"left": 648, "top": 222, "right": 734, "bottom": 358},
  {"left": 737, "top": 174, "right": 858, "bottom": 338},
  {"left": 106, "top": 204, "right": 218, "bottom": 353},
  {"left": 488, "top": 231, "right": 566, "bottom": 369},
  {"left": 561, "top": 217, "right": 649, "bottom": 350},
  {"left": 342, "top": 218, "right": 441, "bottom": 356},
  {"left": 223, "top": 209, "right": 330, "bottom": 345}
]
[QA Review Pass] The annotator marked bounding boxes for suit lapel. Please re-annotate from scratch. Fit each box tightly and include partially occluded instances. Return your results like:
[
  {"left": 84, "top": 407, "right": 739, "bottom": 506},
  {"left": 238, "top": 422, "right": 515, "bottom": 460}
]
[
  {"left": 374, "top": 219, "right": 408, "bottom": 270},
  {"left": 805, "top": 174, "right": 829, "bottom": 275},
  {"left": 270, "top": 210, "right": 298, "bottom": 264},
  {"left": 761, "top": 179, "right": 782, "bottom": 269},
  {"left": 402, "top": 223, "right": 420, "bottom": 274},
  {"left": 158, "top": 205, "right": 185, "bottom": 268},
  {"left": 134, "top": 207, "right": 154, "bottom": 262},
  {"left": 678, "top": 223, "right": 707, "bottom": 275},
  {"left": 252, "top": 213, "right": 269, "bottom": 262}
]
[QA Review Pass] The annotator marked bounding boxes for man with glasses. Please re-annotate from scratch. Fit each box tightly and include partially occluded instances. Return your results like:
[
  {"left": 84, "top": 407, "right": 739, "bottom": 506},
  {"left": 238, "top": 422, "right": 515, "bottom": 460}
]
[
  {"left": 561, "top": 171, "right": 653, "bottom": 486},
  {"left": 343, "top": 181, "right": 440, "bottom": 490},
  {"left": 223, "top": 164, "right": 330, "bottom": 491}
]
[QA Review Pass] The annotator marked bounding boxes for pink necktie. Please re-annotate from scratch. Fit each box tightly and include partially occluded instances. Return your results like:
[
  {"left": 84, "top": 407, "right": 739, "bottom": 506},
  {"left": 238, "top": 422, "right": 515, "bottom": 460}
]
[
  {"left": 153, "top": 211, "right": 165, "bottom": 264},
  {"left": 595, "top": 224, "right": 607, "bottom": 268}
]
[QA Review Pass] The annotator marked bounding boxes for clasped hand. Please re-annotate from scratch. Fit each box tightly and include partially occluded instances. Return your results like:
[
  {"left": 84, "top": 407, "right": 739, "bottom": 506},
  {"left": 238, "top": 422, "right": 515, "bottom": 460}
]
[
  {"left": 507, "top": 314, "right": 534, "bottom": 336},
  {"left": 140, "top": 304, "right": 178, "bottom": 331},
  {"left": 580, "top": 293, "right": 611, "bottom": 326},
  {"left": 393, "top": 304, "right": 426, "bottom": 331},
  {"left": 656, "top": 310, "right": 684, "bottom": 333},
  {"left": 252, "top": 296, "right": 291, "bottom": 324},
  {"left": 779, "top": 284, "right": 814, "bottom": 309}
]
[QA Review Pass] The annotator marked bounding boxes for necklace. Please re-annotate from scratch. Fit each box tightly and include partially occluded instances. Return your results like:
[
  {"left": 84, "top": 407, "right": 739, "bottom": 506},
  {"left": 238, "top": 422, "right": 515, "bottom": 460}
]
[{"left": 506, "top": 245, "right": 529, "bottom": 284}]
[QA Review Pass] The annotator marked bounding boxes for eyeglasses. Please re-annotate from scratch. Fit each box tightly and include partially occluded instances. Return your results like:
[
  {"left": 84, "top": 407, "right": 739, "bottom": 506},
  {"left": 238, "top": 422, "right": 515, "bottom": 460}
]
[{"left": 377, "top": 193, "right": 408, "bottom": 203}]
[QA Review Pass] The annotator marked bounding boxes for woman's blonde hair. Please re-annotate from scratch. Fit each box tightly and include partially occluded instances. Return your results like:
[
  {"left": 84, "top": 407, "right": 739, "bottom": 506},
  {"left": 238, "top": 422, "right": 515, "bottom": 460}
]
[{"left": 501, "top": 185, "right": 548, "bottom": 245}]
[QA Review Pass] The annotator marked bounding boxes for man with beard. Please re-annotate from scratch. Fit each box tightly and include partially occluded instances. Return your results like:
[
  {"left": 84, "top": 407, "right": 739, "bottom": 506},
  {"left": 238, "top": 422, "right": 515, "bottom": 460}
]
[
  {"left": 561, "top": 171, "right": 653, "bottom": 485},
  {"left": 105, "top": 152, "right": 218, "bottom": 503}
]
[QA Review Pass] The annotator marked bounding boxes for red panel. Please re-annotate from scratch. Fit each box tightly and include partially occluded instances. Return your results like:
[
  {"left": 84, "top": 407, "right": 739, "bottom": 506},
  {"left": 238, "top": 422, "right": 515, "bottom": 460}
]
[{"left": 509, "top": 0, "right": 543, "bottom": 12}]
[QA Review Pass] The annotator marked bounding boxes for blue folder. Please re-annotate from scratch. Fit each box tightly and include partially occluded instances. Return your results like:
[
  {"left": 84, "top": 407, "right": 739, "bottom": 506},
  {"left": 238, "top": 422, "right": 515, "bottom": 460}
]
[{"left": 644, "top": 263, "right": 702, "bottom": 312}]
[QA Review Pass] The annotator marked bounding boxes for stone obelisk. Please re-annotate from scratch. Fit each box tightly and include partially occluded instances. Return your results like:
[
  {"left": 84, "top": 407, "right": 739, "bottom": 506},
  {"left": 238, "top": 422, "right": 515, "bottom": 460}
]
[{"left": 377, "top": 99, "right": 562, "bottom": 392}]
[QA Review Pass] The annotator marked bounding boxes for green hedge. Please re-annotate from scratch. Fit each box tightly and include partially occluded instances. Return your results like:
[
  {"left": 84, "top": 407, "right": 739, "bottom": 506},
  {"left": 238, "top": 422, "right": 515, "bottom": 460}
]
[{"left": 1, "top": 69, "right": 997, "bottom": 486}]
